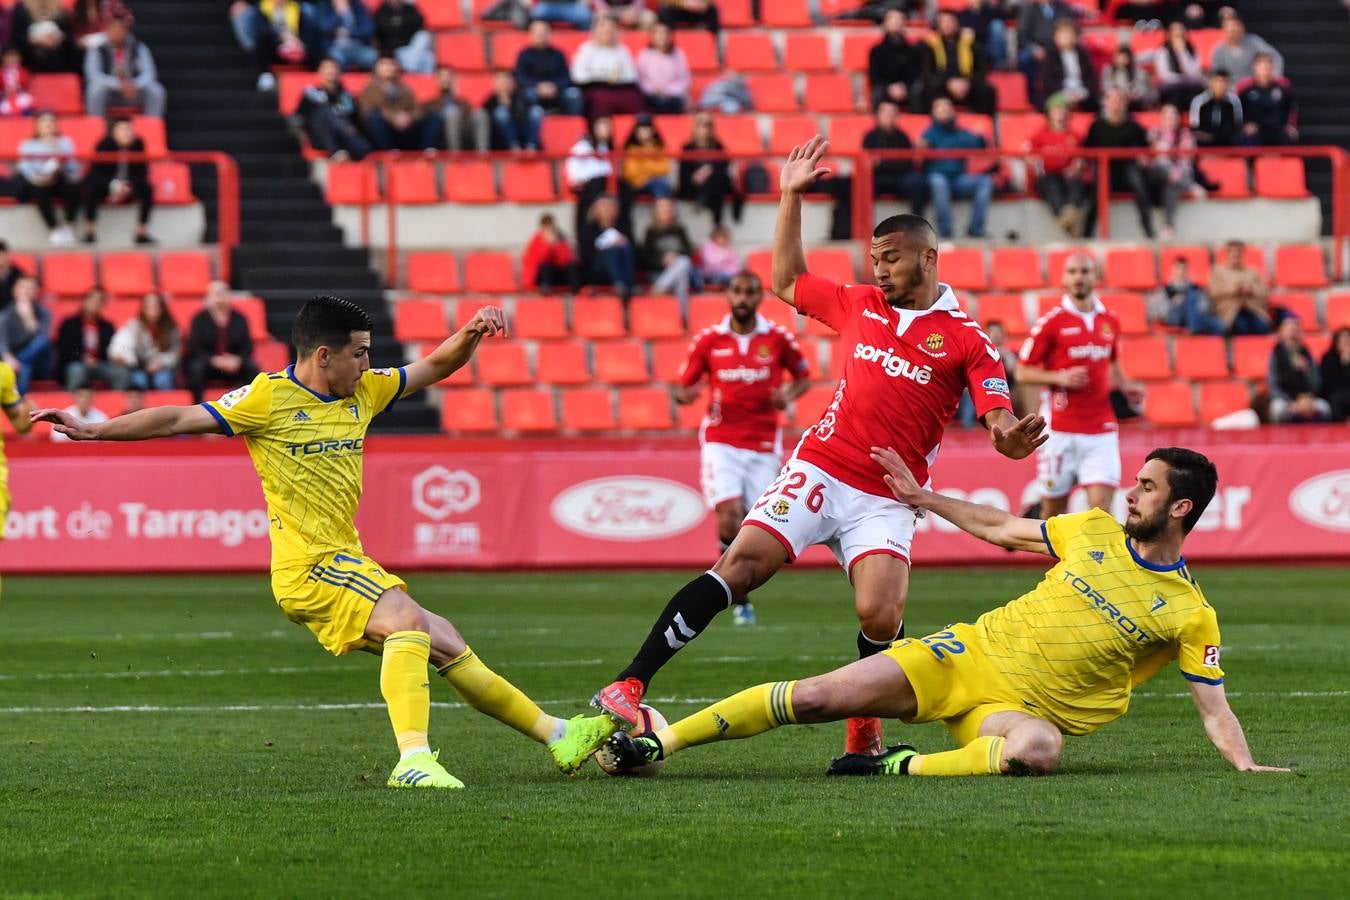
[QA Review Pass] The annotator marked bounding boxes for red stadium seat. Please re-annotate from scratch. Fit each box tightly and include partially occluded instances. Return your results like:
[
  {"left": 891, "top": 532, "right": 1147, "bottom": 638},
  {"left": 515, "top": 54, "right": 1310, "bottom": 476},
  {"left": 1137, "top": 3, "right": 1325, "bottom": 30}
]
[
  {"left": 276, "top": 71, "right": 312, "bottom": 115},
  {"left": 761, "top": 0, "right": 813, "bottom": 27},
  {"left": 723, "top": 33, "right": 778, "bottom": 72},
  {"left": 629, "top": 297, "right": 685, "bottom": 339},
  {"left": 792, "top": 385, "right": 836, "bottom": 428},
  {"left": 104, "top": 298, "right": 140, "bottom": 328},
  {"left": 444, "top": 161, "right": 498, "bottom": 203},
  {"left": 774, "top": 115, "right": 825, "bottom": 155},
  {"left": 825, "top": 113, "right": 872, "bottom": 155},
  {"left": 387, "top": 160, "right": 440, "bottom": 203},
  {"left": 618, "top": 387, "right": 674, "bottom": 430},
  {"left": 158, "top": 252, "right": 212, "bottom": 298},
  {"left": 784, "top": 33, "right": 834, "bottom": 72},
  {"left": 806, "top": 248, "right": 856, "bottom": 284},
  {"left": 234, "top": 297, "right": 271, "bottom": 341},
  {"left": 1198, "top": 380, "right": 1252, "bottom": 424},
  {"left": 536, "top": 341, "right": 591, "bottom": 385},
  {"left": 464, "top": 251, "right": 518, "bottom": 293},
  {"left": 500, "top": 388, "right": 558, "bottom": 432},
  {"left": 678, "top": 30, "right": 720, "bottom": 72},
  {"left": 1254, "top": 157, "right": 1307, "bottom": 198},
  {"left": 758, "top": 300, "right": 798, "bottom": 332},
  {"left": 489, "top": 31, "right": 530, "bottom": 69},
  {"left": 474, "top": 342, "right": 532, "bottom": 386},
  {"left": 30, "top": 74, "right": 82, "bottom": 113},
  {"left": 441, "top": 389, "right": 498, "bottom": 433},
  {"left": 1143, "top": 381, "right": 1196, "bottom": 426},
  {"left": 688, "top": 294, "right": 728, "bottom": 332},
  {"left": 715, "top": 115, "right": 763, "bottom": 154},
  {"left": 1103, "top": 246, "right": 1157, "bottom": 290},
  {"left": 804, "top": 73, "right": 859, "bottom": 113},
  {"left": 512, "top": 298, "right": 569, "bottom": 340},
  {"left": 1118, "top": 335, "right": 1171, "bottom": 381},
  {"left": 1191, "top": 29, "right": 1225, "bottom": 66},
  {"left": 540, "top": 115, "right": 586, "bottom": 154},
  {"left": 719, "top": 0, "right": 755, "bottom": 27},
  {"left": 436, "top": 32, "right": 488, "bottom": 71},
  {"left": 748, "top": 74, "right": 800, "bottom": 113},
  {"left": 1159, "top": 245, "right": 1210, "bottom": 286},
  {"left": 101, "top": 252, "right": 155, "bottom": 298},
  {"left": 560, "top": 388, "right": 616, "bottom": 431},
  {"left": 1325, "top": 291, "right": 1350, "bottom": 331},
  {"left": 988, "top": 71, "right": 1031, "bottom": 112},
  {"left": 841, "top": 33, "right": 876, "bottom": 73},
  {"left": 593, "top": 340, "right": 650, "bottom": 384},
  {"left": 453, "top": 297, "right": 495, "bottom": 334},
  {"left": 653, "top": 114, "right": 694, "bottom": 150},
  {"left": 149, "top": 161, "right": 195, "bottom": 205},
  {"left": 394, "top": 298, "right": 448, "bottom": 342},
  {"left": 990, "top": 247, "right": 1043, "bottom": 291},
  {"left": 1271, "top": 292, "right": 1320, "bottom": 329},
  {"left": 652, "top": 338, "right": 692, "bottom": 381},
  {"left": 42, "top": 252, "right": 96, "bottom": 298},
  {"left": 253, "top": 338, "right": 291, "bottom": 373},
  {"left": 1273, "top": 244, "right": 1327, "bottom": 289},
  {"left": 1100, "top": 292, "right": 1148, "bottom": 335},
  {"left": 974, "top": 293, "right": 1028, "bottom": 336},
  {"left": 570, "top": 297, "right": 627, "bottom": 339},
  {"left": 676, "top": 394, "right": 704, "bottom": 430},
  {"left": 1172, "top": 335, "right": 1229, "bottom": 380},
  {"left": 940, "top": 247, "right": 987, "bottom": 291},
  {"left": 417, "top": 0, "right": 464, "bottom": 28},
  {"left": 325, "top": 162, "right": 379, "bottom": 204},
  {"left": 744, "top": 250, "right": 772, "bottom": 287},
  {"left": 500, "top": 160, "right": 556, "bottom": 202},
  {"left": 994, "top": 111, "right": 1044, "bottom": 153},
  {"left": 406, "top": 251, "right": 461, "bottom": 293},
  {"left": 1231, "top": 335, "right": 1275, "bottom": 379},
  {"left": 1197, "top": 157, "right": 1249, "bottom": 198}
]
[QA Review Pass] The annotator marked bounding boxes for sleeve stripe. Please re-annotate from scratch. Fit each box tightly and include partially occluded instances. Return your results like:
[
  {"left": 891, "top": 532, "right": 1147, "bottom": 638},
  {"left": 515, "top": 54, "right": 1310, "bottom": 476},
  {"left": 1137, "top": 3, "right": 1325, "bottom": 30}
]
[
  {"left": 383, "top": 366, "right": 407, "bottom": 414},
  {"left": 200, "top": 402, "right": 233, "bottom": 437},
  {"left": 1181, "top": 672, "right": 1224, "bottom": 685},
  {"left": 1040, "top": 521, "right": 1058, "bottom": 558}
]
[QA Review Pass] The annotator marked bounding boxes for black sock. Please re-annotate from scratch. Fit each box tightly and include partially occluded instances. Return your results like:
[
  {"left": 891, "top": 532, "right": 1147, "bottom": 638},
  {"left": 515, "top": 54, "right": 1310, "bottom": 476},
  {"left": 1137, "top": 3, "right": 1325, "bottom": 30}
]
[
  {"left": 618, "top": 571, "right": 733, "bottom": 685},
  {"left": 856, "top": 621, "right": 905, "bottom": 659}
]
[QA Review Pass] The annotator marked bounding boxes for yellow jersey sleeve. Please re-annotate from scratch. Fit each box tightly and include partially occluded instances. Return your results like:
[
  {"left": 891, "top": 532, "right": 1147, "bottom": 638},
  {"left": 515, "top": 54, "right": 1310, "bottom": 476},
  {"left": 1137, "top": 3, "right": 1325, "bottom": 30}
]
[
  {"left": 0, "top": 362, "right": 20, "bottom": 408},
  {"left": 1040, "top": 508, "right": 1108, "bottom": 558},
  {"left": 1176, "top": 601, "right": 1224, "bottom": 684},
  {"left": 359, "top": 367, "right": 407, "bottom": 416},
  {"left": 202, "top": 373, "right": 276, "bottom": 437}
]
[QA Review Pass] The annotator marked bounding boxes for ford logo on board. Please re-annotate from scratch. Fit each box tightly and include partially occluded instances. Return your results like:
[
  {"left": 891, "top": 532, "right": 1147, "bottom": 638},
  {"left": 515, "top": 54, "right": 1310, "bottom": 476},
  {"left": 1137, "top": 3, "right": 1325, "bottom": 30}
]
[
  {"left": 1288, "top": 469, "right": 1350, "bottom": 532},
  {"left": 551, "top": 477, "right": 705, "bottom": 541}
]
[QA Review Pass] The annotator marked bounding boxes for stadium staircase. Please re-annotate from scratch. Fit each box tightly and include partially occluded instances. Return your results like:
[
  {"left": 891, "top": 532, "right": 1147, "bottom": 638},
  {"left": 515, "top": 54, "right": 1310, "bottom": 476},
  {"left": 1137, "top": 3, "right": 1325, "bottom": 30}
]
[{"left": 127, "top": 0, "right": 440, "bottom": 431}]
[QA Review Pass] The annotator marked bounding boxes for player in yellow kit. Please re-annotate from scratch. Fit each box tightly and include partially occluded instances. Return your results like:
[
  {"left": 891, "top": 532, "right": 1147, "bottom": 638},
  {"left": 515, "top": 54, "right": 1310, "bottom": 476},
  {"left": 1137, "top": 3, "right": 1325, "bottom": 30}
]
[
  {"left": 33, "top": 295, "right": 616, "bottom": 789},
  {"left": 1, "top": 360, "right": 35, "bottom": 602},
  {"left": 606, "top": 445, "right": 1289, "bottom": 776}
]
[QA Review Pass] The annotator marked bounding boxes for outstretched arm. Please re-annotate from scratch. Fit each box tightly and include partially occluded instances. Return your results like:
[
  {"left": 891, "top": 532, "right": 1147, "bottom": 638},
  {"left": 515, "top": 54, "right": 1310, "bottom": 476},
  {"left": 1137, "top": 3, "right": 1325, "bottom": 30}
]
[
  {"left": 870, "top": 446, "right": 1050, "bottom": 554},
  {"left": 982, "top": 408, "right": 1048, "bottom": 460},
  {"left": 31, "top": 405, "right": 224, "bottom": 441},
  {"left": 1016, "top": 362, "right": 1088, "bottom": 389},
  {"left": 771, "top": 136, "right": 831, "bottom": 307},
  {"left": 402, "top": 306, "right": 506, "bottom": 395},
  {"left": 4, "top": 398, "right": 32, "bottom": 435},
  {"left": 1189, "top": 681, "right": 1289, "bottom": 772}
]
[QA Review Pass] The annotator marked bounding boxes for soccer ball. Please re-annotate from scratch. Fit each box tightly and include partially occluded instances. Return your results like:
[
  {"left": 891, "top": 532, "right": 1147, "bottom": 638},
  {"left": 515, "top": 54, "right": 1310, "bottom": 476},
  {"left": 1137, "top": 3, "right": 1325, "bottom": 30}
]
[{"left": 593, "top": 704, "right": 667, "bottom": 777}]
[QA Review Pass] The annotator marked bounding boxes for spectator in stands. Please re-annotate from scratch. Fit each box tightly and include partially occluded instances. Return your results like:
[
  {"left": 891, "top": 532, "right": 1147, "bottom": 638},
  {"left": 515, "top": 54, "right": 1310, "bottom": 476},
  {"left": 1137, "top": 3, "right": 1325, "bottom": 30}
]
[
  {"left": 109, "top": 291, "right": 180, "bottom": 390},
  {"left": 522, "top": 213, "right": 578, "bottom": 291},
  {"left": 57, "top": 287, "right": 130, "bottom": 390},
  {"left": 1154, "top": 21, "right": 1206, "bottom": 109},
  {"left": 48, "top": 387, "right": 107, "bottom": 442},
  {"left": 920, "top": 96, "right": 993, "bottom": 239},
  {"left": 864, "top": 100, "right": 925, "bottom": 213},
  {"left": 83, "top": 11, "right": 166, "bottom": 117},
  {"left": 566, "top": 115, "right": 616, "bottom": 238},
  {"left": 698, "top": 224, "right": 742, "bottom": 288},
  {"left": 83, "top": 116, "right": 155, "bottom": 245},
  {"left": 373, "top": 0, "right": 434, "bottom": 74},
  {"left": 16, "top": 111, "right": 82, "bottom": 246},
  {"left": 0, "top": 276, "right": 53, "bottom": 393},
  {"left": 598, "top": 0, "right": 655, "bottom": 30},
  {"left": 918, "top": 10, "right": 996, "bottom": 116},
  {"left": 657, "top": 0, "right": 719, "bottom": 35},
  {"left": 0, "top": 241, "right": 28, "bottom": 312},
  {"left": 484, "top": 70, "right": 542, "bottom": 150},
  {"left": 1237, "top": 52, "right": 1297, "bottom": 146},
  {"left": 359, "top": 55, "right": 440, "bottom": 150},
  {"left": 530, "top": 0, "right": 593, "bottom": 31},
  {"left": 1210, "top": 10, "right": 1283, "bottom": 82},
  {"left": 515, "top": 19, "right": 583, "bottom": 118},
  {"left": 1147, "top": 102, "right": 1204, "bottom": 241},
  {"left": 1320, "top": 327, "right": 1350, "bottom": 422},
  {"left": 1100, "top": 46, "right": 1156, "bottom": 111},
  {"left": 1017, "top": 1, "right": 1078, "bottom": 102},
  {"left": 1210, "top": 240, "right": 1272, "bottom": 335},
  {"left": 0, "top": 48, "right": 34, "bottom": 116},
  {"left": 426, "top": 68, "right": 489, "bottom": 151},
  {"left": 620, "top": 114, "right": 673, "bottom": 198},
  {"left": 868, "top": 8, "right": 920, "bottom": 111},
  {"left": 311, "top": 0, "right": 378, "bottom": 72},
  {"left": 186, "top": 281, "right": 261, "bottom": 404},
  {"left": 1083, "top": 88, "right": 1153, "bottom": 238},
  {"left": 1039, "top": 19, "right": 1097, "bottom": 112},
  {"left": 570, "top": 15, "right": 643, "bottom": 119},
  {"left": 1268, "top": 316, "right": 1331, "bottom": 423},
  {"left": 1155, "top": 257, "right": 1224, "bottom": 335},
  {"left": 1028, "top": 95, "right": 1089, "bottom": 237},
  {"left": 637, "top": 23, "right": 690, "bottom": 115},
  {"left": 71, "top": 0, "right": 118, "bottom": 52},
  {"left": 299, "top": 57, "right": 373, "bottom": 160},
  {"left": 10, "top": 0, "right": 77, "bottom": 73},
  {"left": 641, "top": 196, "right": 699, "bottom": 313},
  {"left": 958, "top": 0, "right": 1008, "bottom": 72},
  {"left": 232, "top": 0, "right": 311, "bottom": 92},
  {"left": 579, "top": 193, "right": 636, "bottom": 301},
  {"left": 1190, "top": 68, "right": 1242, "bottom": 147},
  {"left": 678, "top": 110, "right": 740, "bottom": 225},
  {"left": 697, "top": 71, "right": 751, "bottom": 114}
]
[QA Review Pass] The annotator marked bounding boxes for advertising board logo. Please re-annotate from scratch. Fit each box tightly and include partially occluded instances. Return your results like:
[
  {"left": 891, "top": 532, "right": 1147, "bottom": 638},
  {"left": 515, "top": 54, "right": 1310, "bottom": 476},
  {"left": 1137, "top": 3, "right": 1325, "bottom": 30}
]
[
  {"left": 1288, "top": 469, "right": 1350, "bottom": 532},
  {"left": 412, "top": 466, "right": 481, "bottom": 520},
  {"left": 551, "top": 477, "right": 705, "bottom": 541}
]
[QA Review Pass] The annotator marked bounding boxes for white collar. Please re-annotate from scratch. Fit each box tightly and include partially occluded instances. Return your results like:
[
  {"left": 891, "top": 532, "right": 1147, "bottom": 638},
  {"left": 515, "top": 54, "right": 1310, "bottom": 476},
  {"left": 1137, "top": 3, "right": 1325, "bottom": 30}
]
[
  {"left": 891, "top": 284, "right": 959, "bottom": 337},
  {"left": 1061, "top": 294, "right": 1106, "bottom": 317},
  {"left": 716, "top": 313, "right": 771, "bottom": 336}
]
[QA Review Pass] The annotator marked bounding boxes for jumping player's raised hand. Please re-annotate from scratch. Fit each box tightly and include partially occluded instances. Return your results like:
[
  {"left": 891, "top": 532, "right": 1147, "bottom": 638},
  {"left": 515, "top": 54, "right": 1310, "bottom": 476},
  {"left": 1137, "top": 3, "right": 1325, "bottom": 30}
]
[
  {"left": 780, "top": 135, "right": 832, "bottom": 194},
  {"left": 990, "top": 412, "right": 1048, "bottom": 460},
  {"left": 466, "top": 306, "right": 507, "bottom": 338},
  {"left": 30, "top": 408, "right": 99, "bottom": 441}
]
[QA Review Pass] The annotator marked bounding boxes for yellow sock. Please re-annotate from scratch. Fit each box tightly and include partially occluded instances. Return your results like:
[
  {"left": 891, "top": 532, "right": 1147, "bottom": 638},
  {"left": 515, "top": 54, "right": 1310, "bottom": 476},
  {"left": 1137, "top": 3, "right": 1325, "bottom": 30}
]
[
  {"left": 438, "top": 647, "right": 560, "bottom": 743},
  {"left": 658, "top": 681, "right": 796, "bottom": 755},
  {"left": 381, "top": 631, "right": 432, "bottom": 755},
  {"left": 909, "top": 736, "right": 1006, "bottom": 776}
]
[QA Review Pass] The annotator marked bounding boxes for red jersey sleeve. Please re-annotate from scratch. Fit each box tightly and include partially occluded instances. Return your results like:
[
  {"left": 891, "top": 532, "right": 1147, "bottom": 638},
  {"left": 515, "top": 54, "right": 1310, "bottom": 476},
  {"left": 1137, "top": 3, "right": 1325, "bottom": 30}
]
[
  {"left": 1018, "top": 313, "right": 1056, "bottom": 367},
  {"left": 965, "top": 329, "right": 1014, "bottom": 419},
  {"left": 677, "top": 333, "right": 711, "bottom": 387},
  {"left": 780, "top": 330, "right": 810, "bottom": 379},
  {"left": 791, "top": 272, "right": 859, "bottom": 333}
]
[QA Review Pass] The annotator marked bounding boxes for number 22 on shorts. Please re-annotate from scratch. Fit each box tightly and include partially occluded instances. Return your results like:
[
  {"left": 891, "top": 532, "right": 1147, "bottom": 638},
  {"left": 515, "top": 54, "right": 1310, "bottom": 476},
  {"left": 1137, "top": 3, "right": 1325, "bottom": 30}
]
[
  {"left": 920, "top": 630, "right": 967, "bottom": 660},
  {"left": 752, "top": 470, "right": 826, "bottom": 513}
]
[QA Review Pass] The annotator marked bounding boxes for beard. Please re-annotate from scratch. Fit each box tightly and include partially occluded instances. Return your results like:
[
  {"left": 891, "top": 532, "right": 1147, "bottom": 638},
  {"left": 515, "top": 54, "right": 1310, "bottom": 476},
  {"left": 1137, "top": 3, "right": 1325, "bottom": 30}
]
[
  {"left": 884, "top": 268, "right": 926, "bottom": 308},
  {"left": 731, "top": 306, "right": 755, "bottom": 326},
  {"left": 1123, "top": 506, "right": 1170, "bottom": 542}
]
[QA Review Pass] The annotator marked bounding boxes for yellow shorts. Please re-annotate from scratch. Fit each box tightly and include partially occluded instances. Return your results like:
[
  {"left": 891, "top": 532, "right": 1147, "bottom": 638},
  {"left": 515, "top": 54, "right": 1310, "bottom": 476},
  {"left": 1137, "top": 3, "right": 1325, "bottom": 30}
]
[
  {"left": 883, "top": 623, "right": 1037, "bottom": 746},
  {"left": 272, "top": 551, "right": 407, "bottom": 656},
  {"left": 0, "top": 482, "right": 9, "bottom": 539}
]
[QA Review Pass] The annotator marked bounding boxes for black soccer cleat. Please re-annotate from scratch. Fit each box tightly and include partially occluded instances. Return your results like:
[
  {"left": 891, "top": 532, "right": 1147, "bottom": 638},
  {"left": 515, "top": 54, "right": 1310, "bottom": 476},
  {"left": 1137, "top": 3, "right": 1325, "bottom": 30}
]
[
  {"left": 826, "top": 743, "right": 917, "bottom": 776},
  {"left": 606, "top": 731, "right": 664, "bottom": 772}
]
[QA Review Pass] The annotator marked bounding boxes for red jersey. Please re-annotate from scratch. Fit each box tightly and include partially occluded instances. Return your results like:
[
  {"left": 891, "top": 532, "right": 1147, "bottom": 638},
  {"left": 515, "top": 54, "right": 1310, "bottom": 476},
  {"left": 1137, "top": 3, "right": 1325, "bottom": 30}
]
[
  {"left": 1018, "top": 295, "right": 1120, "bottom": 434},
  {"left": 678, "top": 313, "right": 809, "bottom": 453},
  {"left": 792, "top": 273, "right": 1013, "bottom": 498}
]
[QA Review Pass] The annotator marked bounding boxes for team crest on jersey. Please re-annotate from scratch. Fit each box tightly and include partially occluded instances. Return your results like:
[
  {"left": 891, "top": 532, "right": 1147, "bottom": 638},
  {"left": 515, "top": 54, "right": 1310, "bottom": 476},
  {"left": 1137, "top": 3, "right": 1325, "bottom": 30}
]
[
  {"left": 217, "top": 384, "right": 251, "bottom": 409},
  {"left": 756, "top": 345, "right": 773, "bottom": 361},
  {"left": 764, "top": 498, "right": 791, "bottom": 523},
  {"left": 924, "top": 333, "right": 944, "bottom": 351},
  {"left": 1100, "top": 322, "right": 1113, "bottom": 339},
  {"left": 1089, "top": 550, "right": 1104, "bottom": 563},
  {"left": 371, "top": 367, "right": 395, "bottom": 377},
  {"left": 347, "top": 405, "right": 360, "bottom": 420}
]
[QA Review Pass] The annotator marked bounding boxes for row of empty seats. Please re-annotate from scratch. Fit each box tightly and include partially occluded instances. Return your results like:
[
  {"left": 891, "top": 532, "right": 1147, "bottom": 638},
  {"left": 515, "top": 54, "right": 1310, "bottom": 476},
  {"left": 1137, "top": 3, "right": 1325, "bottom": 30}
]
[{"left": 8, "top": 250, "right": 218, "bottom": 299}]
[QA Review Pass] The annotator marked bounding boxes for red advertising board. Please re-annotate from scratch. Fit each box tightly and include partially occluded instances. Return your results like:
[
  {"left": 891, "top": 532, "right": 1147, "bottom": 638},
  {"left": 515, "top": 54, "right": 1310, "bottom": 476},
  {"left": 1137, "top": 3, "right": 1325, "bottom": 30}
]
[{"left": 4, "top": 430, "right": 1349, "bottom": 573}]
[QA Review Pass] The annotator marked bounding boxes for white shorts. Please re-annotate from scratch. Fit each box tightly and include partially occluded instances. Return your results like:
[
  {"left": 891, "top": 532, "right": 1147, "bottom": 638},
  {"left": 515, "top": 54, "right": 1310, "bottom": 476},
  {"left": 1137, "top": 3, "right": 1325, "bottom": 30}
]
[
  {"left": 1037, "top": 430, "right": 1121, "bottom": 499},
  {"left": 743, "top": 457, "right": 918, "bottom": 577},
  {"left": 700, "top": 441, "right": 782, "bottom": 509}
]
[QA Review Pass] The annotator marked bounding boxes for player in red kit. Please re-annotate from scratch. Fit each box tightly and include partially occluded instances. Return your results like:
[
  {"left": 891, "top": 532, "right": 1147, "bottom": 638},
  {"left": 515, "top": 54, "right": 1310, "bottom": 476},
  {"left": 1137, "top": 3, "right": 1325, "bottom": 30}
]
[
  {"left": 594, "top": 135, "right": 1047, "bottom": 756},
  {"left": 1017, "top": 251, "right": 1144, "bottom": 517},
  {"left": 675, "top": 269, "right": 812, "bottom": 627}
]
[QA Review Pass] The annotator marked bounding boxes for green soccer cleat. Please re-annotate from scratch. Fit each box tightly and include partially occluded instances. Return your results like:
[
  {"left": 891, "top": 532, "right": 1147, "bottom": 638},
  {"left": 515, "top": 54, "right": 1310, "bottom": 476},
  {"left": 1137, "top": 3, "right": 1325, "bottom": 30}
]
[
  {"left": 548, "top": 714, "right": 620, "bottom": 775},
  {"left": 387, "top": 749, "right": 465, "bottom": 789},
  {"left": 825, "top": 743, "right": 918, "bottom": 777}
]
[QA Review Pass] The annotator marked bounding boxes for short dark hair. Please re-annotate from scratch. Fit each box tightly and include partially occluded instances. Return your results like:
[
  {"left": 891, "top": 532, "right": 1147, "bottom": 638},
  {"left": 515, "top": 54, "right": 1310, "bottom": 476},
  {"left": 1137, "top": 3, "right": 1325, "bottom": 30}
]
[
  {"left": 729, "top": 269, "right": 762, "bottom": 290},
  {"left": 1145, "top": 447, "right": 1218, "bottom": 533},
  {"left": 873, "top": 213, "right": 936, "bottom": 243},
  {"left": 293, "top": 295, "right": 373, "bottom": 357}
]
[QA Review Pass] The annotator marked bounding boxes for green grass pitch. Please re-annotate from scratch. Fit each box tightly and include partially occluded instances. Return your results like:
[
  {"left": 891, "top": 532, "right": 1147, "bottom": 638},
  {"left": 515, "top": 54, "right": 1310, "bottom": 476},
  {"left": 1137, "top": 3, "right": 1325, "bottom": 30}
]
[{"left": 1, "top": 567, "right": 1346, "bottom": 898}]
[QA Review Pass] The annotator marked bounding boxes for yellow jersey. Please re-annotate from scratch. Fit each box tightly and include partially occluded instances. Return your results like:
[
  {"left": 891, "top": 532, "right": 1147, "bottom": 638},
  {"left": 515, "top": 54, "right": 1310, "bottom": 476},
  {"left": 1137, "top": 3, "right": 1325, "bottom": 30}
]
[
  {"left": 202, "top": 365, "right": 406, "bottom": 571},
  {"left": 0, "top": 361, "right": 21, "bottom": 534},
  {"left": 972, "top": 508, "right": 1224, "bottom": 735}
]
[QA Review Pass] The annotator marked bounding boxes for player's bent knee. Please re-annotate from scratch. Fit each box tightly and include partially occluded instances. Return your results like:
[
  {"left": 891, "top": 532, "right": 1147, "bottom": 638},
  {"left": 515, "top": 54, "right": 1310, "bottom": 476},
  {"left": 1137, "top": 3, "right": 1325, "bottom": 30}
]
[
  {"left": 788, "top": 677, "right": 842, "bottom": 724},
  {"left": 367, "top": 590, "right": 430, "bottom": 640},
  {"left": 1002, "top": 727, "right": 1063, "bottom": 776}
]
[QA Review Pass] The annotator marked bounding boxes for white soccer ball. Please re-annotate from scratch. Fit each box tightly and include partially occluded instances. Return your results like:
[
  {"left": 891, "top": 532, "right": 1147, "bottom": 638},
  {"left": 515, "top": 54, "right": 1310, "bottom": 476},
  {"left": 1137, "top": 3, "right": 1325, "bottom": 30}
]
[{"left": 593, "top": 704, "right": 668, "bottom": 777}]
